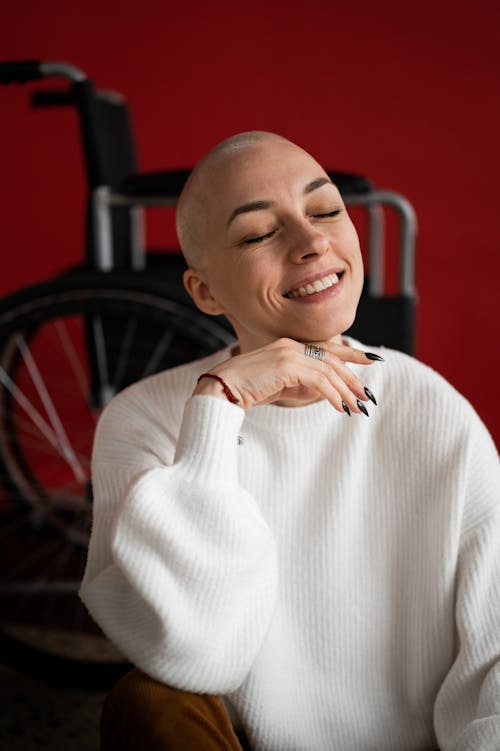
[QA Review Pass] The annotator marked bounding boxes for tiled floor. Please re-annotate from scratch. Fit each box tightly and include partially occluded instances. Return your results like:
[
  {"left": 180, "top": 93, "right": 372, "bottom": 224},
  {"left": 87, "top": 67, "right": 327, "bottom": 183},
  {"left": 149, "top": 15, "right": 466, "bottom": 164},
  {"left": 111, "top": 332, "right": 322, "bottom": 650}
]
[{"left": 0, "top": 663, "right": 106, "bottom": 750}]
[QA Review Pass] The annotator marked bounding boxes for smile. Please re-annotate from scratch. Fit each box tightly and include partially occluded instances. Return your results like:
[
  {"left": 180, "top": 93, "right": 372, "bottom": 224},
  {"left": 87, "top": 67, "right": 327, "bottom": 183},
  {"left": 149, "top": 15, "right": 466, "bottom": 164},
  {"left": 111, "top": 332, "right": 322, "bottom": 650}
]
[{"left": 285, "top": 272, "right": 342, "bottom": 298}]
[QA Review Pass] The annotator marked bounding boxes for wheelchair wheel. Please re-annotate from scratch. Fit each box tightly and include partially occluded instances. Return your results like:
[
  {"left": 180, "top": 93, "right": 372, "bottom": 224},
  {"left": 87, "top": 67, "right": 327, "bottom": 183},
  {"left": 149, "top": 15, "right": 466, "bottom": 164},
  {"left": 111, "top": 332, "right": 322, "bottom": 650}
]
[{"left": 0, "top": 275, "right": 234, "bottom": 688}]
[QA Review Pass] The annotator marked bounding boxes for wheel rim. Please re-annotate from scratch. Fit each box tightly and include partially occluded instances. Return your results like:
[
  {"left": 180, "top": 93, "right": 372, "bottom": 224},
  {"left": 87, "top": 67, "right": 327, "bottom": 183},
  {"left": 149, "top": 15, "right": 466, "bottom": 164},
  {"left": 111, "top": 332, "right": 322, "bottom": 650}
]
[{"left": 0, "top": 286, "right": 234, "bottom": 672}]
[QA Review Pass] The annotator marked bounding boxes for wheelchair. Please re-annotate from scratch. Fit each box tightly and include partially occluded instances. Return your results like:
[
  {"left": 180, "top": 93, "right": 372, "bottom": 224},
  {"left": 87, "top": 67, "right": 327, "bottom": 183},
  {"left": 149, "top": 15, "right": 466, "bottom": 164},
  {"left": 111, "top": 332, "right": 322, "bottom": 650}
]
[{"left": 0, "top": 60, "right": 417, "bottom": 688}]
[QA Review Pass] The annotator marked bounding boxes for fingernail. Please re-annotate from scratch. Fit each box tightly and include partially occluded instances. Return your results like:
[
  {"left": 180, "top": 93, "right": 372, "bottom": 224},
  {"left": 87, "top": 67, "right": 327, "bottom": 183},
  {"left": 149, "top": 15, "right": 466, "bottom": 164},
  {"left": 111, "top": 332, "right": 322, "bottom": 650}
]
[
  {"left": 357, "top": 399, "right": 369, "bottom": 416},
  {"left": 365, "top": 352, "right": 385, "bottom": 362},
  {"left": 364, "top": 386, "right": 377, "bottom": 405},
  {"left": 342, "top": 401, "right": 351, "bottom": 416}
]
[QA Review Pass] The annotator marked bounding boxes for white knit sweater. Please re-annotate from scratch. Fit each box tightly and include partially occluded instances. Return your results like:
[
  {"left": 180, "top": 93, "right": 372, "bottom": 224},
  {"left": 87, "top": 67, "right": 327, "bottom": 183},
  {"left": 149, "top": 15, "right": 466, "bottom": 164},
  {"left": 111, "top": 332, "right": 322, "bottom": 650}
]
[{"left": 80, "top": 340, "right": 500, "bottom": 751}]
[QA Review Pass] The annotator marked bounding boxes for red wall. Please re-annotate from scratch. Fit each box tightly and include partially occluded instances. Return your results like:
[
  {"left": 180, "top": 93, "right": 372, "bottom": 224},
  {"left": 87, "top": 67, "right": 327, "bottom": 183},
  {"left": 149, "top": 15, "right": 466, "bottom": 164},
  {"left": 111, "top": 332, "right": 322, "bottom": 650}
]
[{"left": 1, "top": 0, "right": 499, "bottom": 447}]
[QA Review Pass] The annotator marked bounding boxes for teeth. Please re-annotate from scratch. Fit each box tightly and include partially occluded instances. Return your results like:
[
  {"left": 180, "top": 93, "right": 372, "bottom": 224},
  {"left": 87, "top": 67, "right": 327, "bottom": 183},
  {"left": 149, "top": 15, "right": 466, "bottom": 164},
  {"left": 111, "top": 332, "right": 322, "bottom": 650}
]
[{"left": 287, "top": 273, "right": 339, "bottom": 298}]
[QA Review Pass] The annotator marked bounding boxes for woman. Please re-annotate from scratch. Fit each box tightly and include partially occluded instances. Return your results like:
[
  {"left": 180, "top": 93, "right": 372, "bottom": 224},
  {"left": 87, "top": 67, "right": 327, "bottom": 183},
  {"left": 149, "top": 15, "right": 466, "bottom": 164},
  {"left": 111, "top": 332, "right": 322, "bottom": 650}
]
[{"left": 80, "top": 132, "right": 500, "bottom": 751}]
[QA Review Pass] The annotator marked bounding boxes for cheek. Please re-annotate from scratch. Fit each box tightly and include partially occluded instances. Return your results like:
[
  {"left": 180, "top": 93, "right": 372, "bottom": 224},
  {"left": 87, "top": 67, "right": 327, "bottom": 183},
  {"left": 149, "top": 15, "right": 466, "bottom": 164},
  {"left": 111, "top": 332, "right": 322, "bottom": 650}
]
[
  {"left": 209, "top": 259, "right": 265, "bottom": 309},
  {"left": 344, "top": 225, "right": 364, "bottom": 271},
  {"left": 344, "top": 218, "right": 361, "bottom": 250},
  {"left": 237, "top": 254, "right": 281, "bottom": 288}
]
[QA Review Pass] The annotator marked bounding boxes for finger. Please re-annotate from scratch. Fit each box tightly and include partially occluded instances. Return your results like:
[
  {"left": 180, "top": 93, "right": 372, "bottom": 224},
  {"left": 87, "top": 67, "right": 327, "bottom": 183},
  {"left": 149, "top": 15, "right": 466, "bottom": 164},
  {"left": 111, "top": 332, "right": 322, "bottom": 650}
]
[
  {"left": 323, "top": 354, "right": 374, "bottom": 404},
  {"left": 324, "top": 342, "right": 381, "bottom": 365},
  {"left": 301, "top": 344, "right": 375, "bottom": 409},
  {"left": 267, "top": 345, "right": 359, "bottom": 413},
  {"left": 292, "top": 351, "right": 366, "bottom": 414},
  {"left": 297, "top": 367, "right": 352, "bottom": 414},
  {"left": 298, "top": 338, "right": 382, "bottom": 367},
  {"left": 288, "top": 338, "right": 379, "bottom": 366},
  {"left": 316, "top": 361, "right": 368, "bottom": 414}
]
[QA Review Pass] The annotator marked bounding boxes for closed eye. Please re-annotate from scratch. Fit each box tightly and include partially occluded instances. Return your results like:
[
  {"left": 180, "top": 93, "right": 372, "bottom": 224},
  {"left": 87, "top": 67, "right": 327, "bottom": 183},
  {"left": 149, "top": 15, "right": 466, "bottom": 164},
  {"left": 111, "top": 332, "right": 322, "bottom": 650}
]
[
  {"left": 312, "top": 209, "right": 342, "bottom": 219},
  {"left": 243, "top": 230, "right": 276, "bottom": 245}
]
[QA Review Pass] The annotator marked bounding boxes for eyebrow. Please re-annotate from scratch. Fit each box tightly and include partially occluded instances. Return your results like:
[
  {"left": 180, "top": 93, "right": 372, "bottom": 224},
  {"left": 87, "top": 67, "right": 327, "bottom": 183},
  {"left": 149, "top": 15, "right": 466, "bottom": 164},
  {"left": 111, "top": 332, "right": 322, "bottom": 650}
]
[
  {"left": 226, "top": 200, "right": 273, "bottom": 228},
  {"left": 226, "top": 176, "right": 334, "bottom": 228}
]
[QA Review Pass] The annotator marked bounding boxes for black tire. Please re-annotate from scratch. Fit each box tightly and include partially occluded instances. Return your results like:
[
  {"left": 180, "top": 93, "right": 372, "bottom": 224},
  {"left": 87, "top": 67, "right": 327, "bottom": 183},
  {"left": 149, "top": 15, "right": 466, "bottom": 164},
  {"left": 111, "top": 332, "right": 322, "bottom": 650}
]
[{"left": 0, "top": 273, "right": 234, "bottom": 688}]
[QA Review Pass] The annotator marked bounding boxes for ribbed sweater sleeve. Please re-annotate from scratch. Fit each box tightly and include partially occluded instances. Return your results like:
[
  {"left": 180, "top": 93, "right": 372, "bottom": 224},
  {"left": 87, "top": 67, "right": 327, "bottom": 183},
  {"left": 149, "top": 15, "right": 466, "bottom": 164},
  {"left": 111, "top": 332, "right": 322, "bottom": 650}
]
[
  {"left": 80, "top": 393, "right": 279, "bottom": 693},
  {"left": 434, "top": 414, "right": 500, "bottom": 751}
]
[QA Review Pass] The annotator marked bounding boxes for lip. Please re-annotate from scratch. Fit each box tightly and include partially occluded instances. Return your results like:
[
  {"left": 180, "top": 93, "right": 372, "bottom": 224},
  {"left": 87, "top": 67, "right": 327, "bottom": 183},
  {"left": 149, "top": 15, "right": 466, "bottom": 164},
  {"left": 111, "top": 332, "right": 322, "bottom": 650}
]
[{"left": 283, "top": 267, "right": 345, "bottom": 297}]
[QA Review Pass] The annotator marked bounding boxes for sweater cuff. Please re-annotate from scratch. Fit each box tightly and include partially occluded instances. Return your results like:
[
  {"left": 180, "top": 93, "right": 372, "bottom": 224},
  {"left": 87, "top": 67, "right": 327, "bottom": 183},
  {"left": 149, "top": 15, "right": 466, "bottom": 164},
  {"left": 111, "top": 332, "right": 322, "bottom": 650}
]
[{"left": 173, "top": 395, "right": 245, "bottom": 486}]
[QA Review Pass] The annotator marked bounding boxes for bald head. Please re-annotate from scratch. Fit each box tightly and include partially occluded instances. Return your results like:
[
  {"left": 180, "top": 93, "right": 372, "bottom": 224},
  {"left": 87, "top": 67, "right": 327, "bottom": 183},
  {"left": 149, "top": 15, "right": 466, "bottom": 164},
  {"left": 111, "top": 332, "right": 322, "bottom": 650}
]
[
  {"left": 179, "top": 132, "right": 362, "bottom": 349},
  {"left": 176, "top": 131, "right": 294, "bottom": 268}
]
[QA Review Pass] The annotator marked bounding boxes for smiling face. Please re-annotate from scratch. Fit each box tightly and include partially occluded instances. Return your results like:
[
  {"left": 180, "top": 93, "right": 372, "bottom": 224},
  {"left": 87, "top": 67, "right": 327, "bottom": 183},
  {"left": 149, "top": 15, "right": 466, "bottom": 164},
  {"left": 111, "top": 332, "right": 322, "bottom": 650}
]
[{"left": 179, "top": 133, "right": 364, "bottom": 353}]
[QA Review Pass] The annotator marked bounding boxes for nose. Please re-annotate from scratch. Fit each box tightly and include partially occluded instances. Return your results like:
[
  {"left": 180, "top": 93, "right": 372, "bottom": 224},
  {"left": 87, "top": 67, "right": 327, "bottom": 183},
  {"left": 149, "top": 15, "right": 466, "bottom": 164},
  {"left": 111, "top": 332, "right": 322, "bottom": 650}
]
[{"left": 287, "top": 220, "right": 329, "bottom": 264}]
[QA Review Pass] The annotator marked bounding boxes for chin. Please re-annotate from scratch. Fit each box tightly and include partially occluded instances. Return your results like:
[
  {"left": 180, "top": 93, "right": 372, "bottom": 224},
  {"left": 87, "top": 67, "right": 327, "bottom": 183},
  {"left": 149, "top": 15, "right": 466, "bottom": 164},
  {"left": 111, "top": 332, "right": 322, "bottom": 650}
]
[
  {"left": 291, "top": 311, "right": 358, "bottom": 344},
  {"left": 233, "top": 305, "right": 360, "bottom": 350}
]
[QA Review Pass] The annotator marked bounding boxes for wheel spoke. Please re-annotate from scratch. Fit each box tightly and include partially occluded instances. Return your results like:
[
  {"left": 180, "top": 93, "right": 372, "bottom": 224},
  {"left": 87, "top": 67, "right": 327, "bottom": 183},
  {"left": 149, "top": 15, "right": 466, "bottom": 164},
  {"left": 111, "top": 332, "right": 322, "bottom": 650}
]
[
  {"left": 8, "top": 412, "right": 92, "bottom": 467},
  {"left": 54, "top": 319, "right": 95, "bottom": 418},
  {"left": 0, "top": 364, "right": 59, "bottom": 449},
  {"left": 91, "top": 315, "right": 115, "bottom": 405},
  {"left": 141, "top": 328, "right": 175, "bottom": 378},
  {"left": 112, "top": 317, "right": 138, "bottom": 391},
  {"left": 14, "top": 335, "right": 87, "bottom": 484}
]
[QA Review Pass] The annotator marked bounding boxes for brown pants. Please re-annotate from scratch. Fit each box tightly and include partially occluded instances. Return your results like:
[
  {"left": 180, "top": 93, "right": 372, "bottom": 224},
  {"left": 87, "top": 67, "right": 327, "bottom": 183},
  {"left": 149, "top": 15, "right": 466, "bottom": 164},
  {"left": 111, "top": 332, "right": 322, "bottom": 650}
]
[
  {"left": 101, "top": 668, "right": 250, "bottom": 751},
  {"left": 101, "top": 670, "right": 444, "bottom": 750}
]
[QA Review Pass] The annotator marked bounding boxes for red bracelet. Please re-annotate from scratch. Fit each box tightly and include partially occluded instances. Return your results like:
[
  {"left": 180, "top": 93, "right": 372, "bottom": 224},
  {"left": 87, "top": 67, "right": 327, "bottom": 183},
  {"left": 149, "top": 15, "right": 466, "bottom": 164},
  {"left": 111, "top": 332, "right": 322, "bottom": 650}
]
[{"left": 197, "top": 373, "right": 240, "bottom": 404}]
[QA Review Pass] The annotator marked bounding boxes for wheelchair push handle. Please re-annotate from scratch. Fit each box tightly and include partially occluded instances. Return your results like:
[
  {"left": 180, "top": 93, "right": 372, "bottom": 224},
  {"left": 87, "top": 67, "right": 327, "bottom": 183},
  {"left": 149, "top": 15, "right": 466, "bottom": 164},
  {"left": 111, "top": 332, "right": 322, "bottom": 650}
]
[
  {"left": 0, "top": 60, "right": 86, "bottom": 85},
  {"left": 0, "top": 60, "right": 44, "bottom": 84}
]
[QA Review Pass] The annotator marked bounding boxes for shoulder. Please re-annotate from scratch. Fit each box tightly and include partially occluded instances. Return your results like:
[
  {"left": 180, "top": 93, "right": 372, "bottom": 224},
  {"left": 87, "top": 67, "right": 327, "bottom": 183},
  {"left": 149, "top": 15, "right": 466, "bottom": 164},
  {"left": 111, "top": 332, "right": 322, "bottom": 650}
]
[
  {"left": 351, "top": 337, "right": 474, "bottom": 413},
  {"left": 348, "top": 338, "right": 496, "bottom": 454},
  {"left": 381, "top": 346, "right": 469, "bottom": 408},
  {"left": 93, "top": 346, "right": 235, "bottom": 460},
  {"left": 354, "top": 341, "right": 499, "bottom": 526}
]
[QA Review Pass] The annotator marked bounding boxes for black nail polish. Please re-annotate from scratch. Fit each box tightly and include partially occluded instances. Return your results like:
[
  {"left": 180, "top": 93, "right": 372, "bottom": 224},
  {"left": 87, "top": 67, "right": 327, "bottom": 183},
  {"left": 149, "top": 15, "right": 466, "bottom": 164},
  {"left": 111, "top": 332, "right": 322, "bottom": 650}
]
[
  {"left": 365, "top": 352, "right": 385, "bottom": 361},
  {"left": 364, "top": 386, "right": 377, "bottom": 405},
  {"left": 342, "top": 401, "right": 351, "bottom": 416},
  {"left": 357, "top": 399, "right": 369, "bottom": 416}
]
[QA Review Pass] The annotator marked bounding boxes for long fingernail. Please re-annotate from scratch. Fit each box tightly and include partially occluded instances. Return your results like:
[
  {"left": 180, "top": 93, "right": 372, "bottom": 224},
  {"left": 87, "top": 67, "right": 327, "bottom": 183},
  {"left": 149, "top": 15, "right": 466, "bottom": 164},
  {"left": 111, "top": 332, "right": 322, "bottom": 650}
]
[
  {"left": 342, "top": 401, "right": 351, "bottom": 416},
  {"left": 364, "top": 386, "right": 377, "bottom": 405},
  {"left": 357, "top": 399, "right": 369, "bottom": 416},
  {"left": 365, "top": 352, "right": 385, "bottom": 362}
]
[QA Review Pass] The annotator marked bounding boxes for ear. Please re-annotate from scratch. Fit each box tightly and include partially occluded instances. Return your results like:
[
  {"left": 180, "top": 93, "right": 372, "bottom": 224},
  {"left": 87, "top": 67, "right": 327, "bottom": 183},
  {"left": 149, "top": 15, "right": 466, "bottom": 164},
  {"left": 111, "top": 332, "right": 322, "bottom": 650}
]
[{"left": 183, "top": 268, "right": 226, "bottom": 316}]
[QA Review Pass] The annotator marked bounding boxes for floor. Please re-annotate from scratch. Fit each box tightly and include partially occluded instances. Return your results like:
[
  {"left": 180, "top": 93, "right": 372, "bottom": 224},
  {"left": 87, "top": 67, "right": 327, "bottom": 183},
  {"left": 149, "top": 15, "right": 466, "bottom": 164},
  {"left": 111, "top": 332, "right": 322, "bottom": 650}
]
[{"left": 0, "top": 663, "right": 106, "bottom": 750}]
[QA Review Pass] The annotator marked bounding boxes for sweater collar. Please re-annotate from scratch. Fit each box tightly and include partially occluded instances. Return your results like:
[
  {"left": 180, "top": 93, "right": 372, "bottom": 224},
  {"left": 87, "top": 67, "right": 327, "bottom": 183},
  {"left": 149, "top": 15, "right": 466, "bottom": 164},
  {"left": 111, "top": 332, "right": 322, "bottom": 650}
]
[{"left": 241, "top": 337, "right": 367, "bottom": 434}]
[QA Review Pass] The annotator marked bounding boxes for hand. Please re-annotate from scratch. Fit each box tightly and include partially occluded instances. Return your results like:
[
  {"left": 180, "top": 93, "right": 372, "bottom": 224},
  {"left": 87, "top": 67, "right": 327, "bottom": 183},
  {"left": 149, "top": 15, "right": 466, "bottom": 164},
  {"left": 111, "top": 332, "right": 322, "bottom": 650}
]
[{"left": 193, "top": 338, "right": 382, "bottom": 414}]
